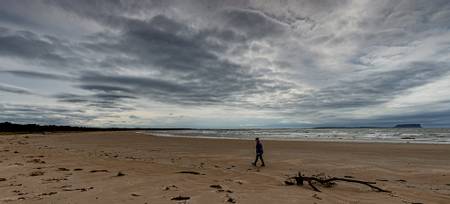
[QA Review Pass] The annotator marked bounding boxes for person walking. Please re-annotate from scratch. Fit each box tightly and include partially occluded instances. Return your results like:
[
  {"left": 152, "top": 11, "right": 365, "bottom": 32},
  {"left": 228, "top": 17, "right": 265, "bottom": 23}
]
[{"left": 252, "top": 137, "right": 265, "bottom": 167}]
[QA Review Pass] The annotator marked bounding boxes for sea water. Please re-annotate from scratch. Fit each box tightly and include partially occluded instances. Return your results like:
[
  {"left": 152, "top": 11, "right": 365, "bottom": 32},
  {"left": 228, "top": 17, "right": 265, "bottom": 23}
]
[{"left": 141, "top": 128, "right": 450, "bottom": 144}]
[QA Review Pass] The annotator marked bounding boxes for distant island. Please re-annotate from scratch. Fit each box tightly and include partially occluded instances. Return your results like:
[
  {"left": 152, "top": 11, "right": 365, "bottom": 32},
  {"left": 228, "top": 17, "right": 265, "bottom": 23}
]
[{"left": 394, "top": 124, "right": 422, "bottom": 128}]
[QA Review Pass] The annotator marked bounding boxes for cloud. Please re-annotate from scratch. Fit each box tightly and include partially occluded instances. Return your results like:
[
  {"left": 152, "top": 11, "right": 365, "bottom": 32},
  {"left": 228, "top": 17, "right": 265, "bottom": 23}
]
[
  {"left": 66, "top": 14, "right": 291, "bottom": 106},
  {"left": 0, "top": 103, "right": 95, "bottom": 125},
  {"left": 220, "top": 8, "right": 287, "bottom": 38},
  {"left": 296, "top": 61, "right": 450, "bottom": 109},
  {"left": 0, "top": 70, "right": 73, "bottom": 80},
  {"left": 77, "top": 69, "right": 286, "bottom": 106},
  {"left": 0, "top": 0, "right": 450, "bottom": 127},
  {"left": 53, "top": 92, "right": 136, "bottom": 110},
  {"left": 0, "top": 83, "right": 33, "bottom": 95},
  {"left": 0, "top": 27, "right": 82, "bottom": 69}
]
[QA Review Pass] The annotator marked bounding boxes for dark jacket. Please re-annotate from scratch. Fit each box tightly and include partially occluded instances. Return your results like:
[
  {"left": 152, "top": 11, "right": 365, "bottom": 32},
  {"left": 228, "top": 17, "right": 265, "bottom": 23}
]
[{"left": 256, "top": 142, "right": 263, "bottom": 154}]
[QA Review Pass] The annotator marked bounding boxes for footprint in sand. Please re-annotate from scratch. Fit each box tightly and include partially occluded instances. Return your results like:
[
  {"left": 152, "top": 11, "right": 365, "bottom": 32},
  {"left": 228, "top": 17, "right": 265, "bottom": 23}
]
[
  {"left": 29, "top": 171, "right": 45, "bottom": 176},
  {"left": 177, "top": 171, "right": 204, "bottom": 175},
  {"left": 12, "top": 190, "right": 28, "bottom": 196},
  {"left": 57, "top": 167, "right": 70, "bottom": 171},
  {"left": 210, "top": 184, "right": 222, "bottom": 189},
  {"left": 163, "top": 185, "right": 178, "bottom": 191},
  {"left": 376, "top": 179, "right": 389, "bottom": 182},
  {"left": 90, "top": 169, "right": 109, "bottom": 173},
  {"left": 171, "top": 196, "right": 190, "bottom": 201},
  {"left": 211, "top": 184, "right": 234, "bottom": 194},
  {"left": 27, "top": 159, "right": 46, "bottom": 164},
  {"left": 234, "top": 180, "right": 244, "bottom": 185},
  {"left": 25, "top": 155, "right": 45, "bottom": 158},
  {"left": 62, "top": 187, "right": 94, "bottom": 192},
  {"left": 42, "top": 177, "right": 68, "bottom": 183},
  {"left": 17, "top": 196, "right": 26, "bottom": 200},
  {"left": 38, "top": 192, "right": 57, "bottom": 196}
]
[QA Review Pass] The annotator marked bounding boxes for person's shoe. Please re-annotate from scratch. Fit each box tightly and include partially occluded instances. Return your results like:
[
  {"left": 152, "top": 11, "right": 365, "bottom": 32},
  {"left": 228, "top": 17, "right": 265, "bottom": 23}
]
[{"left": 261, "top": 164, "right": 265, "bottom": 167}]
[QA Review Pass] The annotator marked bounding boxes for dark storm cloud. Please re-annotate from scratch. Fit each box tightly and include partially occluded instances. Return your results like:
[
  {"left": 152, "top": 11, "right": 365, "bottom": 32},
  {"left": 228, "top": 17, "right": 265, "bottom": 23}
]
[
  {"left": 0, "top": 8, "right": 36, "bottom": 28},
  {"left": 63, "top": 14, "right": 289, "bottom": 105},
  {"left": 0, "top": 70, "right": 73, "bottom": 81},
  {"left": 80, "top": 73, "right": 189, "bottom": 93},
  {"left": 220, "top": 8, "right": 287, "bottom": 38},
  {"left": 77, "top": 70, "right": 286, "bottom": 105},
  {"left": 0, "top": 104, "right": 95, "bottom": 125},
  {"left": 2, "top": 1, "right": 289, "bottom": 106},
  {"left": 93, "top": 14, "right": 251, "bottom": 72},
  {"left": 0, "top": 27, "right": 79, "bottom": 69},
  {"left": 0, "top": 83, "right": 33, "bottom": 95},
  {"left": 54, "top": 92, "right": 137, "bottom": 110},
  {"left": 77, "top": 84, "right": 132, "bottom": 93},
  {"left": 295, "top": 61, "right": 450, "bottom": 109},
  {"left": 0, "top": 29, "right": 54, "bottom": 58}
]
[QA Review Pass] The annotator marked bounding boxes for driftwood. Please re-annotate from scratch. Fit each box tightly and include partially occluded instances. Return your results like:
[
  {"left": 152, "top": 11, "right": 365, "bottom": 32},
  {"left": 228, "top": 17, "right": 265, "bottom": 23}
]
[{"left": 285, "top": 172, "right": 391, "bottom": 193}]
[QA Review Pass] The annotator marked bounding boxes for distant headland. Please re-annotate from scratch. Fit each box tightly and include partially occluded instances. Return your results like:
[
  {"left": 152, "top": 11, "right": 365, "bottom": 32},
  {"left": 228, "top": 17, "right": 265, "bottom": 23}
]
[{"left": 0, "top": 122, "right": 191, "bottom": 133}]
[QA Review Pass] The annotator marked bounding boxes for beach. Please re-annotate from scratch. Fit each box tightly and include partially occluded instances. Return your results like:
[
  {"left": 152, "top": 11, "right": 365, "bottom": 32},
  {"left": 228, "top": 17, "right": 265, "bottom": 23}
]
[{"left": 1, "top": 131, "right": 449, "bottom": 204}]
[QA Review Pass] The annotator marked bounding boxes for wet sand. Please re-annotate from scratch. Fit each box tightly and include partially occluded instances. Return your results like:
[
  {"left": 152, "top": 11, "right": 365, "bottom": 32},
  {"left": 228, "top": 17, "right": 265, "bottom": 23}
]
[{"left": 1, "top": 131, "right": 449, "bottom": 203}]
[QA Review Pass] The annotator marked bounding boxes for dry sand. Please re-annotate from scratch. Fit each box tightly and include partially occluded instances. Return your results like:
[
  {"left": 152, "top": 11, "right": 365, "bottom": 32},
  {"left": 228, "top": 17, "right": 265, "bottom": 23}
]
[{"left": 0, "top": 131, "right": 449, "bottom": 203}]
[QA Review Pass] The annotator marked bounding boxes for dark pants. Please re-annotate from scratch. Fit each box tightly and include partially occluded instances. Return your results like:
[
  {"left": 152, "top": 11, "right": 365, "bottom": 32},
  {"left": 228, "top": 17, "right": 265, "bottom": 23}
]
[{"left": 254, "top": 153, "right": 265, "bottom": 166}]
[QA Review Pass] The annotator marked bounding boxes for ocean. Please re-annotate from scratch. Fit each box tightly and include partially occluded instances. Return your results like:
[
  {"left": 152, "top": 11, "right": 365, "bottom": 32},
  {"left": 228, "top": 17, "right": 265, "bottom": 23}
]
[{"left": 141, "top": 128, "right": 450, "bottom": 144}]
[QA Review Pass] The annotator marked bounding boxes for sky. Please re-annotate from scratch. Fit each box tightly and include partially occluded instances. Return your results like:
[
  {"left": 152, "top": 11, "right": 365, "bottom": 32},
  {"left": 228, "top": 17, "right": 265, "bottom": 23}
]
[{"left": 1, "top": 0, "right": 450, "bottom": 128}]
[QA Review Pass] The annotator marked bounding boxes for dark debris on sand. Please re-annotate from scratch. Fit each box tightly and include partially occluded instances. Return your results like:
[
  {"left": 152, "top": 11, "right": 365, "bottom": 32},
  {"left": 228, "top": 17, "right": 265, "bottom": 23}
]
[
  {"left": 226, "top": 197, "right": 236, "bottom": 203},
  {"left": 116, "top": 171, "right": 126, "bottom": 177}
]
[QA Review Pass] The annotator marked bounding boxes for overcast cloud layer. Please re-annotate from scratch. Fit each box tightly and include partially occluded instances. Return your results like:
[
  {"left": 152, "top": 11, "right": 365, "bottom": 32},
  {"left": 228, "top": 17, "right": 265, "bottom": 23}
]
[{"left": 1, "top": 0, "right": 450, "bottom": 128}]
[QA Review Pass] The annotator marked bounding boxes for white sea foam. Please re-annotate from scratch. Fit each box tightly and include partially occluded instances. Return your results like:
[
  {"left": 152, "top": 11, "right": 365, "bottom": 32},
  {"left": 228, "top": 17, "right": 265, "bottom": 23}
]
[{"left": 140, "top": 128, "right": 450, "bottom": 144}]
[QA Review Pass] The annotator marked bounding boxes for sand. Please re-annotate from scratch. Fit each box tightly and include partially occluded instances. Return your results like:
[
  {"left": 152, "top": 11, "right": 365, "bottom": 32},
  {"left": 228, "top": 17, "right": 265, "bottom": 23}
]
[{"left": 0, "top": 131, "right": 449, "bottom": 204}]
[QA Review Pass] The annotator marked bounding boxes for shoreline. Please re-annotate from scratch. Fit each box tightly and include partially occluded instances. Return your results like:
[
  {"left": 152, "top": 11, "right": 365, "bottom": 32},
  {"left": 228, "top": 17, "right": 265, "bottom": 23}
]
[{"left": 138, "top": 131, "right": 450, "bottom": 145}]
